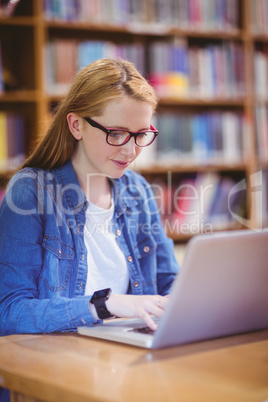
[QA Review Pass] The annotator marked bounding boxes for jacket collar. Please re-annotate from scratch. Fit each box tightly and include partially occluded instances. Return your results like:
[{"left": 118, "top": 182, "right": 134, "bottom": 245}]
[
  {"left": 53, "top": 160, "right": 87, "bottom": 211},
  {"left": 53, "top": 160, "right": 138, "bottom": 214}
]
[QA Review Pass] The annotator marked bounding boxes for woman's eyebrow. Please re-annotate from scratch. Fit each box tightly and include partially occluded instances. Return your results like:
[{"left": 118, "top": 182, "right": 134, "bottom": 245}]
[{"left": 107, "top": 125, "right": 151, "bottom": 131}]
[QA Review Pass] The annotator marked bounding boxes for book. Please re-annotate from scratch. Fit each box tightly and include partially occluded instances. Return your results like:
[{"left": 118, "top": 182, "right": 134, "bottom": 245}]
[
  {"left": 0, "top": 111, "right": 25, "bottom": 171},
  {"left": 207, "top": 177, "right": 237, "bottom": 228},
  {"left": 0, "top": 111, "right": 7, "bottom": 170},
  {"left": 255, "top": 106, "right": 268, "bottom": 163},
  {"left": 222, "top": 111, "right": 241, "bottom": 163},
  {"left": 0, "top": 43, "right": 3, "bottom": 93},
  {"left": 262, "top": 170, "right": 268, "bottom": 227},
  {"left": 0, "top": 0, "right": 21, "bottom": 17}
]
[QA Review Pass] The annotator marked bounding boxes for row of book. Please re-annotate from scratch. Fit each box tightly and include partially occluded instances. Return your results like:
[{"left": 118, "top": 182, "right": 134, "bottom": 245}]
[
  {"left": 136, "top": 110, "right": 247, "bottom": 168},
  {"left": 150, "top": 172, "right": 247, "bottom": 234},
  {"left": 261, "top": 169, "right": 268, "bottom": 227},
  {"left": 254, "top": 45, "right": 268, "bottom": 99},
  {"left": 250, "top": 0, "right": 268, "bottom": 34},
  {"left": 0, "top": 111, "right": 25, "bottom": 171},
  {"left": 45, "top": 38, "right": 246, "bottom": 99},
  {"left": 45, "top": 40, "right": 146, "bottom": 95},
  {"left": 255, "top": 106, "right": 268, "bottom": 163},
  {"left": 44, "top": 0, "right": 239, "bottom": 32},
  {"left": 0, "top": 43, "right": 3, "bottom": 93},
  {"left": 149, "top": 40, "right": 245, "bottom": 98}
]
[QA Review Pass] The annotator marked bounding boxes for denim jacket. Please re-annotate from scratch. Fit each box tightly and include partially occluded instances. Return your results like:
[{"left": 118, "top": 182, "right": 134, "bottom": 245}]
[{"left": 0, "top": 159, "right": 179, "bottom": 335}]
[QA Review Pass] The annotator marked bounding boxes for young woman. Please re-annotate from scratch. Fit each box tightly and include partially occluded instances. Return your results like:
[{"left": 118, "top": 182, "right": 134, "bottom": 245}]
[{"left": 0, "top": 58, "right": 179, "bottom": 336}]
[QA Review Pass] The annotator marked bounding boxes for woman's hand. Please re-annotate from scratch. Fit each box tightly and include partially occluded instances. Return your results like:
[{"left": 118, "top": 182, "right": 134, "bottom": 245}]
[{"left": 105, "top": 294, "right": 169, "bottom": 331}]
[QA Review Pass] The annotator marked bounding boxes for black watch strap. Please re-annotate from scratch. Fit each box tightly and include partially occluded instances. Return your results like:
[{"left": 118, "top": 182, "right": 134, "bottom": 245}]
[
  {"left": 90, "top": 288, "right": 113, "bottom": 320},
  {"left": 92, "top": 297, "right": 113, "bottom": 319}
]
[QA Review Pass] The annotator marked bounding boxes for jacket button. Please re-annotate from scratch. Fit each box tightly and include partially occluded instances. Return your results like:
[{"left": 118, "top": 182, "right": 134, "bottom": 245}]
[
  {"left": 59, "top": 249, "right": 62, "bottom": 255},
  {"left": 144, "top": 246, "right": 150, "bottom": 252},
  {"left": 128, "top": 256, "right": 133, "bottom": 262},
  {"left": 133, "top": 281, "right": 139, "bottom": 288},
  {"left": 116, "top": 230, "right": 121, "bottom": 236}
]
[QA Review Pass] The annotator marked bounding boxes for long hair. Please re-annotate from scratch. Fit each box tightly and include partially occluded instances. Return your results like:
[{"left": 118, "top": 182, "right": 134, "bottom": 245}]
[{"left": 21, "top": 58, "right": 158, "bottom": 171}]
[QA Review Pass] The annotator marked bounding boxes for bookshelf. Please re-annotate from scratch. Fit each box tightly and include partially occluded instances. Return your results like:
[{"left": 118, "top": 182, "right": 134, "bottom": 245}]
[{"left": 0, "top": 0, "right": 267, "bottom": 242}]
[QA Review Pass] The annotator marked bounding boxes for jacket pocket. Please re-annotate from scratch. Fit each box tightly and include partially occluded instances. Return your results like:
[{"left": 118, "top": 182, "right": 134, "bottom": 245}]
[{"left": 40, "top": 235, "right": 75, "bottom": 291}]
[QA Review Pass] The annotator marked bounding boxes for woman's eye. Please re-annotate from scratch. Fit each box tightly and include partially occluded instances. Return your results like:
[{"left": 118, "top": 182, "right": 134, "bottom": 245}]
[{"left": 109, "top": 131, "right": 125, "bottom": 138}]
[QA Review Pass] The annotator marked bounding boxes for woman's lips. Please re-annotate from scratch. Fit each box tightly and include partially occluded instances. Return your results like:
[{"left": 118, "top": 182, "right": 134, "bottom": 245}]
[{"left": 112, "top": 160, "right": 130, "bottom": 168}]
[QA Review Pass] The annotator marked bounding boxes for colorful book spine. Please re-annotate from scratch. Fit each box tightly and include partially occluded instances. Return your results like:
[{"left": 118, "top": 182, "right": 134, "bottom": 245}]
[
  {"left": 262, "top": 170, "right": 268, "bottom": 227},
  {"left": 0, "top": 111, "right": 25, "bottom": 171},
  {"left": 0, "top": 187, "right": 5, "bottom": 207},
  {"left": 0, "top": 0, "right": 21, "bottom": 17},
  {"left": 250, "top": 0, "right": 268, "bottom": 34},
  {"left": 255, "top": 106, "right": 268, "bottom": 163},
  {"left": 0, "top": 111, "right": 8, "bottom": 170},
  {"left": 0, "top": 43, "right": 3, "bottom": 93},
  {"left": 254, "top": 44, "right": 268, "bottom": 100}
]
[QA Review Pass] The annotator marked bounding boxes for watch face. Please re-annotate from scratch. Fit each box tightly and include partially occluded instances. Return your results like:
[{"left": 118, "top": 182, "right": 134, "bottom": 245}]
[{"left": 91, "top": 288, "right": 111, "bottom": 301}]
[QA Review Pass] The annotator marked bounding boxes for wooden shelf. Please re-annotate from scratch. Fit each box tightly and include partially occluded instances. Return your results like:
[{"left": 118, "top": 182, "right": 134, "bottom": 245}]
[
  {"left": 0, "top": 90, "right": 39, "bottom": 102},
  {"left": 0, "top": 16, "right": 36, "bottom": 26},
  {"left": 251, "top": 33, "right": 268, "bottom": 41},
  {"left": 47, "top": 94, "right": 247, "bottom": 108},
  {"left": 45, "top": 20, "right": 243, "bottom": 39},
  {"left": 158, "top": 97, "right": 246, "bottom": 107},
  {"left": 137, "top": 163, "right": 247, "bottom": 175},
  {"left": 169, "top": 27, "right": 242, "bottom": 39}
]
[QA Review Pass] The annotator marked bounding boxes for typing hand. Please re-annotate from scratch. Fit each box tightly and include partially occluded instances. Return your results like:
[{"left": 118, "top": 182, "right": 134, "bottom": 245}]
[{"left": 105, "top": 294, "right": 169, "bottom": 331}]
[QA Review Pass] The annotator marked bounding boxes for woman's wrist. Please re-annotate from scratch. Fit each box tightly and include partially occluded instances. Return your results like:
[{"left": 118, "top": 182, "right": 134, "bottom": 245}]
[{"left": 88, "top": 300, "right": 99, "bottom": 321}]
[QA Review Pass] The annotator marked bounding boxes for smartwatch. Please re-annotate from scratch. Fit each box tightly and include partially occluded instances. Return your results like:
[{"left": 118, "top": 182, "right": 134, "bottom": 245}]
[{"left": 90, "top": 288, "right": 113, "bottom": 319}]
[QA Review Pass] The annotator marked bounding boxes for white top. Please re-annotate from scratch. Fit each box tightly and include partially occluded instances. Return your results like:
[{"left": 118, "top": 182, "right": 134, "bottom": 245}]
[{"left": 84, "top": 199, "right": 129, "bottom": 296}]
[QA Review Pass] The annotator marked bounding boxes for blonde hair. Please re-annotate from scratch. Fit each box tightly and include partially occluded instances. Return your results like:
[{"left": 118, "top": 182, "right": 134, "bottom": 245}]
[{"left": 22, "top": 58, "right": 158, "bottom": 170}]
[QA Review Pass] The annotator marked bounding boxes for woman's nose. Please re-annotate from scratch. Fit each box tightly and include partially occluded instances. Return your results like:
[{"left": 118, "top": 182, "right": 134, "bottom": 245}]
[{"left": 120, "top": 137, "right": 137, "bottom": 157}]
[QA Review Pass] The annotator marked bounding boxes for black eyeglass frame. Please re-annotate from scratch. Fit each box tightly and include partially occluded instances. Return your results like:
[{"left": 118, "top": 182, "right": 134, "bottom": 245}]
[{"left": 83, "top": 116, "right": 158, "bottom": 147}]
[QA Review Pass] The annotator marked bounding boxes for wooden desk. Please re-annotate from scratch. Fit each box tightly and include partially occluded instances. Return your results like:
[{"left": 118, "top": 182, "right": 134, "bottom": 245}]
[{"left": 0, "top": 330, "right": 267, "bottom": 402}]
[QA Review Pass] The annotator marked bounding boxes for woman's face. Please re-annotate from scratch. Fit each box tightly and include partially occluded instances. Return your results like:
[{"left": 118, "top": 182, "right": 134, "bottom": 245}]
[{"left": 72, "top": 97, "right": 154, "bottom": 179}]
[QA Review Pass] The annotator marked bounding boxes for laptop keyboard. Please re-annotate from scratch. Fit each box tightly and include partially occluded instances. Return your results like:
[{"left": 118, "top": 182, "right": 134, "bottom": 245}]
[
  {"left": 130, "top": 326, "right": 155, "bottom": 335},
  {"left": 129, "top": 317, "right": 160, "bottom": 336}
]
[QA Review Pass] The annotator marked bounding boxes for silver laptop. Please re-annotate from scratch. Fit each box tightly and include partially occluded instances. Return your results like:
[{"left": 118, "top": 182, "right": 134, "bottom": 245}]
[{"left": 78, "top": 229, "right": 268, "bottom": 349}]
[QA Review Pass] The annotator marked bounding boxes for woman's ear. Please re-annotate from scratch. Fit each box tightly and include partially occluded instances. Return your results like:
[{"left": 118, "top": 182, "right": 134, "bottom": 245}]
[{"left": 67, "top": 113, "right": 82, "bottom": 140}]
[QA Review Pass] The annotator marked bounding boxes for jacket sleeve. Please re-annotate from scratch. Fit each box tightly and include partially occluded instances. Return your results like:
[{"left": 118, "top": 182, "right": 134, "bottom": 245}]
[{"left": 0, "top": 172, "right": 96, "bottom": 335}]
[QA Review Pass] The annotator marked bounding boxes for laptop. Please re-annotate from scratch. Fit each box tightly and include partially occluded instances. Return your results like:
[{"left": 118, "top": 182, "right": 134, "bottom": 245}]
[{"left": 78, "top": 229, "right": 268, "bottom": 349}]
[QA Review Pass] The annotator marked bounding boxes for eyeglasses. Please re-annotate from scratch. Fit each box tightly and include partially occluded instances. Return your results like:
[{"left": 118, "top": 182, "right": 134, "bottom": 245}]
[{"left": 83, "top": 116, "right": 158, "bottom": 147}]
